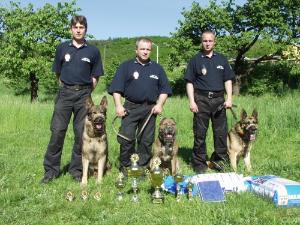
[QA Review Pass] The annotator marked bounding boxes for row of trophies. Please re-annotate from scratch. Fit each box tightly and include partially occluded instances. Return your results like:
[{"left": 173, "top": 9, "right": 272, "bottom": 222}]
[{"left": 115, "top": 154, "right": 193, "bottom": 203}]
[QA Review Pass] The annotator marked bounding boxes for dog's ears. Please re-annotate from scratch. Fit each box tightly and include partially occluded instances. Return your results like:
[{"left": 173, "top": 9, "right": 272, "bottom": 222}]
[
  {"left": 170, "top": 117, "right": 176, "bottom": 125},
  {"left": 85, "top": 97, "right": 94, "bottom": 109},
  {"left": 100, "top": 96, "right": 108, "bottom": 109},
  {"left": 252, "top": 108, "right": 258, "bottom": 122},
  {"left": 241, "top": 108, "right": 247, "bottom": 120},
  {"left": 160, "top": 117, "right": 167, "bottom": 124}
]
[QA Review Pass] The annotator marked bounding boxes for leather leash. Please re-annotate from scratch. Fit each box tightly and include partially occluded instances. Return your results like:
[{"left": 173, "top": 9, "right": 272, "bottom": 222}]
[
  {"left": 215, "top": 103, "right": 238, "bottom": 120},
  {"left": 112, "top": 110, "right": 154, "bottom": 142}
]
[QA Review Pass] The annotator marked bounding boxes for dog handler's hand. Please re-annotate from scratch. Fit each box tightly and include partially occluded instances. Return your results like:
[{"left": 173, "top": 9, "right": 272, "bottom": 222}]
[
  {"left": 224, "top": 99, "right": 232, "bottom": 109},
  {"left": 151, "top": 104, "right": 163, "bottom": 115},
  {"left": 189, "top": 101, "right": 198, "bottom": 113},
  {"left": 116, "top": 105, "right": 126, "bottom": 117}
]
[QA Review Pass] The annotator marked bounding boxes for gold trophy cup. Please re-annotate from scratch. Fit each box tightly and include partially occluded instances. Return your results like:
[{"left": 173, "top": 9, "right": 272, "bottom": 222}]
[
  {"left": 128, "top": 154, "right": 143, "bottom": 202},
  {"left": 150, "top": 157, "right": 164, "bottom": 204},
  {"left": 115, "top": 172, "right": 126, "bottom": 201}
]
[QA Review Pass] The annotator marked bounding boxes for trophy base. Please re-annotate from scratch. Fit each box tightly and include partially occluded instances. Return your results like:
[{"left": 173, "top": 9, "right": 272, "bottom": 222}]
[
  {"left": 152, "top": 197, "right": 164, "bottom": 204},
  {"left": 152, "top": 190, "right": 164, "bottom": 204},
  {"left": 132, "top": 195, "right": 139, "bottom": 203}
]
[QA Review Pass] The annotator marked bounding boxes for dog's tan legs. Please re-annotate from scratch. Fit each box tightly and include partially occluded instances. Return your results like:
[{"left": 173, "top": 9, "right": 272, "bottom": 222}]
[
  {"left": 96, "top": 156, "right": 106, "bottom": 184},
  {"left": 81, "top": 158, "right": 89, "bottom": 187},
  {"left": 171, "top": 158, "right": 178, "bottom": 176},
  {"left": 229, "top": 153, "right": 238, "bottom": 172},
  {"left": 244, "top": 152, "right": 252, "bottom": 172}
]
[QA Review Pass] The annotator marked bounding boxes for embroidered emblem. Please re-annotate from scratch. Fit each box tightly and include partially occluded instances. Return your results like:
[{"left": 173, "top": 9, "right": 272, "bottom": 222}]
[
  {"left": 217, "top": 65, "right": 224, "bottom": 70},
  {"left": 149, "top": 74, "right": 159, "bottom": 79},
  {"left": 133, "top": 71, "right": 139, "bottom": 79},
  {"left": 201, "top": 66, "right": 207, "bottom": 75},
  {"left": 81, "top": 57, "right": 91, "bottom": 63},
  {"left": 65, "top": 53, "right": 71, "bottom": 62}
]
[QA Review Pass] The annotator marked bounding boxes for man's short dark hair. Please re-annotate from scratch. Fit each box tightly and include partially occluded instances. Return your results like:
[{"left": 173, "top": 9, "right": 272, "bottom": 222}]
[
  {"left": 201, "top": 30, "right": 215, "bottom": 39},
  {"left": 70, "top": 15, "right": 87, "bottom": 29},
  {"left": 135, "top": 37, "right": 152, "bottom": 49}
]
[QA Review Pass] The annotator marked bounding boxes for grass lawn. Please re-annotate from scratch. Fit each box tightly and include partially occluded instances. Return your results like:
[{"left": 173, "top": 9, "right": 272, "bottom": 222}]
[{"left": 0, "top": 87, "right": 300, "bottom": 225}]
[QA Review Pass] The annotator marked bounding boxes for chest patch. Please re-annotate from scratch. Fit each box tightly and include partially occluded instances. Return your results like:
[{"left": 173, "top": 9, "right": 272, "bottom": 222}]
[
  {"left": 65, "top": 53, "right": 71, "bottom": 62},
  {"left": 133, "top": 71, "right": 139, "bottom": 79},
  {"left": 81, "top": 57, "right": 91, "bottom": 63},
  {"left": 201, "top": 66, "right": 207, "bottom": 75},
  {"left": 217, "top": 65, "right": 224, "bottom": 70},
  {"left": 149, "top": 74, "right": 158, "bottom": 79}
]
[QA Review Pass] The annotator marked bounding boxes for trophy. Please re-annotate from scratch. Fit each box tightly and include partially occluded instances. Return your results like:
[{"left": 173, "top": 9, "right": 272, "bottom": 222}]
[
  {"left": 187, "top": 181, "right": 193, "bottom": 201},
  {"left": 150, "top": 157, "right": 164, "bottom": 204},
  {"left": 81, "top": 190, "right": 88, "bottom": 201},
  {"left": 128, "top": 154, "right": 143, "bottom": 202},
  {"left": 94, "top": 191, "right": 102, "bottom": 201},
  {"left": 173, "top": 173, "right": 184, "bottom": 202},
  {"left": 65, "top": 191, "right": 75, "bottom": 201},
  {"left": 115, "top": 172, "right": 126, "bottom": 201}
]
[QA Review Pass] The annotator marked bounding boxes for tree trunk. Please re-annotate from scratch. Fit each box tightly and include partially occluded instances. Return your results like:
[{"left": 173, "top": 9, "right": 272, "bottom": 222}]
[
  {"left": 30, "top": 73, "right": 39, "bottom": 102},
  {"left": 233, "top": 74, "right": 241, "bottom": 95}
]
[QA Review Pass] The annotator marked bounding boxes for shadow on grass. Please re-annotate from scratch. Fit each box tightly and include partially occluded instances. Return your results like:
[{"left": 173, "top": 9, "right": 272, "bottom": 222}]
[{"left": 178, "top": 146, "right": 192, "bottom": 166}]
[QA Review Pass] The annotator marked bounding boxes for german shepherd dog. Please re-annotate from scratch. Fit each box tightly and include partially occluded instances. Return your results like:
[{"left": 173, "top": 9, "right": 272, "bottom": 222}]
[
  {"left": 81, "top": 96, "right": 110, "bottom": 186},
  {"left": 227, "top": 109, "right": 258, "bottom": 172},
  {"left": 151, "top": 118, "right": 179, "bottom": 175}
]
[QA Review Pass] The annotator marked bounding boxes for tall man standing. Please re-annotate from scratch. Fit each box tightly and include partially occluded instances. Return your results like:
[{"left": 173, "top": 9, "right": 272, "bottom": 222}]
[
  {"left": 41, "top": 15, "right": 104, "bottom": 183},
  {"left": 108, "top": 37, "right": 172, "bottom": 175},
  {"left": 184, "top": 30, "right": 235, "bottom": 174}
]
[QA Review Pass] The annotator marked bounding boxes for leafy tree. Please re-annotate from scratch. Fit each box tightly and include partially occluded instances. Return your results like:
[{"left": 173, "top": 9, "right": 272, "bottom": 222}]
[
  {"left": 0, "top": 1, "right": 79, "bottom": 101},
  {"left": 167, "top": 0, "right": 300, "bottom": 94}
]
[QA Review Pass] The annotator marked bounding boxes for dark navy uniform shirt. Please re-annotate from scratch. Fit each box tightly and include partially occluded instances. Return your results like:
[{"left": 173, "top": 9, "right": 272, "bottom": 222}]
[
  {"left": 184, "top": 52, "right": 235, "bottom": 91},
  {"left": 108, "top": 59, "right": 172, "bottom": 103},
  {"left": 52, "top": 41, "right": 104, "bottom": 85}
]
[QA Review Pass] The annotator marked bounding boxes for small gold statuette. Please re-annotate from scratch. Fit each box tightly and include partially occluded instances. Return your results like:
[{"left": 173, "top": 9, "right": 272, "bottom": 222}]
[
  {"left": 150, "top": 157, "right": 164, "bottom": 204},
  {"left": 174, "top": 173, "right": 184, "bottom": 202},
  {"left": 115, "top": 172, "right": 126, "bottom": 201},
  {"left": 94, "top": 191, "right": 102, "bottom": 201},
  {"left": 81, "top": 190, "right": 88, "bottom": 201},
  {"left": 66, "top": 191, "right": 75, "bottom": 201},
  {"left": 187, "top": 181, "right": 193, "bottom": 201},
  {"left": 128, "top": 154, "right": 143, "bottom": 203}
]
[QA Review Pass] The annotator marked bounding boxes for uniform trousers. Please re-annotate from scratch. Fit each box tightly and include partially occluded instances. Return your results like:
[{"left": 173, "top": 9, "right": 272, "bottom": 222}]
[
  {"left": 191, "top": 91, "right": 229, "bottom": 171},
  {"left": 117, "top": 100, "right": 156, "bottom": 171},
  {"left": 43, "top": 85, "right": 91, "bottom": 177}
]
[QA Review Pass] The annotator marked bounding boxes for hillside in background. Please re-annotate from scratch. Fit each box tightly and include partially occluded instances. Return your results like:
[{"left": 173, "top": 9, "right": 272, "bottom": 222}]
[{"left": 90, "top": 36, "right": 172, "bottom": 68}]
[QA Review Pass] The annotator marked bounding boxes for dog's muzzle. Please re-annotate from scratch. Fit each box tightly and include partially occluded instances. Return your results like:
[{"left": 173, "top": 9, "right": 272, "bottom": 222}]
[
  {"left": 93, "top": 116, "right": 105, "bottom": 132},
  {"left": 248, "top": 125, "right": 257, "bottom": 141},
  {"left": 163, "top": 126, "right": 175, "bottom": 141}
]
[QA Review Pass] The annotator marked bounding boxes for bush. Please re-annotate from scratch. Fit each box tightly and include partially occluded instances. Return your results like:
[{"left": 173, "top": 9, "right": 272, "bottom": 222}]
[{"left": 242, "top": 62, "right": 300, "bottom": 96}]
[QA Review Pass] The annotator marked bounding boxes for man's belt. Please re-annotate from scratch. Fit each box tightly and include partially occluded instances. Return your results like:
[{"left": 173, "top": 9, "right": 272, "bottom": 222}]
[
  {"left": 63, "top": 83, "right": 91, "bottom": 90},
  {"left": 125, "top": 99, "right": 156, "bottom": 105},
  {"left": 195, "top": 90, "right": 224, "bottom": 99}
]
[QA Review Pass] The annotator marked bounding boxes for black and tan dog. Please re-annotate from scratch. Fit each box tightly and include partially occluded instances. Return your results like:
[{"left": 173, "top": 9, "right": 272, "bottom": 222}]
[
  {"left": 81, "top": 96, "right": 110, "bottom": 186},
  {"left": 227, "top": 109, "right": 258, "bottom": 172},
  {"left": 151, "top": 117, "right": 179, "bottom": 175}
]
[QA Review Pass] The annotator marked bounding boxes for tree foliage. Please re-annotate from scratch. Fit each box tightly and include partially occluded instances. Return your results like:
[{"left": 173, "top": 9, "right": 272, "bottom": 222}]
[
  {"left": 0, "top": 1, "right": 79, "bottom": 100},
  {"left": 167, "top": 0, "right": 300, "bottom": 94}
]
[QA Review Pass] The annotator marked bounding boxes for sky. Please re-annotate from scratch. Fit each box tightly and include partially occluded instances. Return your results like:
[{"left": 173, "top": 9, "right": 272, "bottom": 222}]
[{"left": 1, "top": 0, "right": 246, "bottom": 40}]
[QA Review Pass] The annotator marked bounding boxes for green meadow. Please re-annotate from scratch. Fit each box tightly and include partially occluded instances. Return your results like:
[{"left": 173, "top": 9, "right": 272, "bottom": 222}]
[{"left": 0, "top": 84, "right": 300, "bottom": 225}]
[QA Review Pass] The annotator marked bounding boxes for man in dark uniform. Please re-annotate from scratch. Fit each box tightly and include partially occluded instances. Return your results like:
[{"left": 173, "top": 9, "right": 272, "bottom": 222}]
[
  {"left": 41, "top": 15, "right": 104, "bottom": 183},
  {"left": 184, "top": 30, "right": 235, "bottom": 174},
  {"left": 108, "top": 37, "right": 172, "bottom": 174}
]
